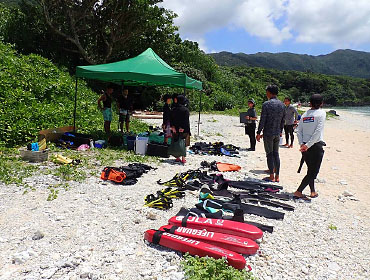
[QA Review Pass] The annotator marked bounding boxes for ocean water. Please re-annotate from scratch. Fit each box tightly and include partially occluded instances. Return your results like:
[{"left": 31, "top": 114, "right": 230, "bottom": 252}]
[{"left": 335, "top": 106, "right": 370, "bottom": 117}]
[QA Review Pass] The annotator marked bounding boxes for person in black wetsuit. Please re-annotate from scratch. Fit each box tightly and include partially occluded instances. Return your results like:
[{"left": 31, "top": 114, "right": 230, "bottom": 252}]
[
  {"left": 162, "top": 94, "right": 172, "bottom": 144},
  {"left": 98, "top": 84, "right": 114, "bottom": 136},
  {"left": 170, "top": 95, "right": 190, "bottom": 164},
  {"left": 283, "top": 97, "right": 298, "bottom": 148},
  {"left": 244, "top": 98, "right": 257, "bottom": 151},
  {"left": 117, "top": 88, "right": 133, "bottom": 133},
  {"left": 256, "top": 85, "right": 286, "bottom": 182}
]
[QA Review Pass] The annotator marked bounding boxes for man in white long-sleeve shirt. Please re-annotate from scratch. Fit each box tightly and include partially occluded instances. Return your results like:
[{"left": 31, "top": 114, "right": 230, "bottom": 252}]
[{"left": 294, "top": 94, "right": 326, "bottom": 200}]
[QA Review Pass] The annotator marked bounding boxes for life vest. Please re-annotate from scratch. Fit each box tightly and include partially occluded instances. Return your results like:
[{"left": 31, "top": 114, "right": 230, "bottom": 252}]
[{"left": 101, "top": 167, "right": 126, "bottom": 183}]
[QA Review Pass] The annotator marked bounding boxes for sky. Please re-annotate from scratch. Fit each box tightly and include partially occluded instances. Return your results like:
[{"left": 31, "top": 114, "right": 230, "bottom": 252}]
[{"left": 160, "top": 0, "right": 370, "bottom": 55}]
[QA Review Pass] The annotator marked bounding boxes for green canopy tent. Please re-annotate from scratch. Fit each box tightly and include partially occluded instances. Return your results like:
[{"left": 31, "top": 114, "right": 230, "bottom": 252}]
[{"left": 75, "top": 48, "right": 203, "bottom": 134}]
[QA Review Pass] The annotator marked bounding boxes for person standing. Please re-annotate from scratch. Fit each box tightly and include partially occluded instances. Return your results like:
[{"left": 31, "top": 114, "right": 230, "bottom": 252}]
[
  {"left": 98, "top": 84, "right": 114, "bottom": 136},
  {"left": 244, "top": 98, "right": 257, "bottom": 151},
  {"left": 162, "top": 94, "right": 172, "bottom": 144},
  {"left": 283, "top": 97, "right": 298, "bottom": 148},
  {"left": 170, "top": 95, "right": 190, "bottom": 164},
  {"left": 294, "top": 94, "right": 326, "bottom": 199},
  {"left": 256, "top": 85, "right": 285, "bottom": 182},
  {"left": 117, "top": 88, "right": 132, "bottom": 133}
]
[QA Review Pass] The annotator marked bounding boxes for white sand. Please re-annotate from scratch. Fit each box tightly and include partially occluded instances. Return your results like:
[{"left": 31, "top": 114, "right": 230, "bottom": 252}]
[{"left": 0, "top": 110, "right": 369, "bottom": 280}]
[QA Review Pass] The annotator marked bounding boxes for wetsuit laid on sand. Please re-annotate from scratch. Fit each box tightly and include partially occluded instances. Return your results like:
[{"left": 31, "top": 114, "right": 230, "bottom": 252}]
[{"left": 296, "top": 108, "right": 326, "bottom": 194}]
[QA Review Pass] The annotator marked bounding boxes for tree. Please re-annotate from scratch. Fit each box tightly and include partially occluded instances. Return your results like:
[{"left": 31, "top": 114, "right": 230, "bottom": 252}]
[{"left": 37, "top": 0, "right": 177, "bottom": 64}]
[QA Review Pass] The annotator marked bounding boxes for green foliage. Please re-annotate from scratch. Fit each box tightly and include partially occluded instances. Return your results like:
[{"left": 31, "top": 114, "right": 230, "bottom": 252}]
[
  {"left": 329, "top": 224, "right": 338, "bottom": 230},
  {"left": 0, "top": 147, "right": 39, "bottom": 185},
  {"left": 210, "top": 49, "right": 370, "bottom": 79},
  {"left": 181, "top": 254, "right": 256, "bottom": 280}
]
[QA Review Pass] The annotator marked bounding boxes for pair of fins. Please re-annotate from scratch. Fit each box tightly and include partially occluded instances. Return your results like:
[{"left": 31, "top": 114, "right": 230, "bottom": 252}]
[{"left": 145, "top": 216, "right": 263, "bottom": 270}]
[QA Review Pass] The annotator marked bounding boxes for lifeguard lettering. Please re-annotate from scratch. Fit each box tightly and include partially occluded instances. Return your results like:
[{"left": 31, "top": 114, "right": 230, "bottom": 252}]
[
  {"left": 176, "top": 227, "right": 215, "bottom": 238},
  {"left": 303, "top": 117, "right": 315, "bottom": 123}
]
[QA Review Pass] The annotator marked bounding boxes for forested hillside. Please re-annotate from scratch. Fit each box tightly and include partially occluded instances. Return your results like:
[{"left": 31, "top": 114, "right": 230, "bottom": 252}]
[
  {"left": 210, "top": 50, "right": 370, "bottom": 79},
  {"left": 1, "top": 1, "right": 370, "bottom": 147}
]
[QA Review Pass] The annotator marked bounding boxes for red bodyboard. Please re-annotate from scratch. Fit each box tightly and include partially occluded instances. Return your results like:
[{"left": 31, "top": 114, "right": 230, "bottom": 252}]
[
  {"left": 144, "top": 229, "right": 246, "bottom": 269},
  {"left": 168, "top": 216, "right": 263, "bottom": 240},
  {"left": 159, "top": 225, "right": 259, "bottom": 255}
]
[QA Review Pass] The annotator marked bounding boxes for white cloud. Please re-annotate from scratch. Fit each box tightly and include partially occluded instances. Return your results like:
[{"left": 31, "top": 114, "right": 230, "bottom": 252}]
[
  {"left": 161, "top": 0, "right": 370, "bottom": 51},
  {"left": 287, "top": 0, "right": 370, "bottom": 48}
]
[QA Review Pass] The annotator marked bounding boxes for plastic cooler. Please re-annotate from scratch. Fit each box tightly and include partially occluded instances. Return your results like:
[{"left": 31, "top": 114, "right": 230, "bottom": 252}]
[
  {"left": 127, "top": 136, "right": 136, "bottom": 151},
  {"left": 135, "top": 136, "right": 149, "bottom": 155}
]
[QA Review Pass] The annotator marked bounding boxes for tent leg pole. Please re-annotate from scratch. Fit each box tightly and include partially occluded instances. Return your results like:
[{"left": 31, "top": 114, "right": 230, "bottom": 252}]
[
  {"left": 73, "top": 77, "right": 78, "bottom": 132},
  {"left": 198, "top": 91, "right": 201, "bottom": 136}
]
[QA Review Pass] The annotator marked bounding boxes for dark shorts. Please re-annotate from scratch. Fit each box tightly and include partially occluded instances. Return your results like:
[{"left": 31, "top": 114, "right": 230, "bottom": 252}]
[{"left": 119, "top": 109, "right": 130, "bottom": 122}]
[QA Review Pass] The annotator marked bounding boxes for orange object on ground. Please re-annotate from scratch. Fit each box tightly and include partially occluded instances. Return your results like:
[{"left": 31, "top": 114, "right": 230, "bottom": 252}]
[
  {"left": 216, "top": 162, "right": 241, "bottom": 172},
  {"left": 101, "top": 167, "right": 126, "bottom": 183}
]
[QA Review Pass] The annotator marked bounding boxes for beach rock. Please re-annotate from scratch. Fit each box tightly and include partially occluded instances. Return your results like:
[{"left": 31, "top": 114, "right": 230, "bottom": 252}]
[
  {"left": 338, "top": 180, "right": 348, "bottom": 185},
  {"left": 32, "top": 230, "right": 45, "bottom": 240},
  {"left": 146, "top": 212, "right": 157, "bottom": 220},
  {"left": 12, "top": 249, "right": 37, "bottom": 264},
  {"left": 328, "top": 262, "right": 341, "bottom": 272},
  {"left": 342, "top": 190, "right": 353, "bottom": 197}
]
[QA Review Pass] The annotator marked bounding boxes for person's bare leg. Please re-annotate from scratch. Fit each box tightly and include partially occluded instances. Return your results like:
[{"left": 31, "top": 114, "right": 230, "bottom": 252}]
[
  {"left": 126, "top": 120, "right": 130, "bottom": 132},
  {"left": 275, "top": 174, "right": 279, "bottom": 182},
  {"left": 119, "top": 122, "right": 123, "bottom": 133},
  {"left": 181, "top": 156, "right": 186, "bottom": 164},
  {"left": 104, "top": 121, "right": 111, "bottom": 135}
]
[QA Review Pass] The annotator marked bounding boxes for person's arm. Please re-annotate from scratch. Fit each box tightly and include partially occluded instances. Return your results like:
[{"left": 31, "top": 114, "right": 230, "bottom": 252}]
[
  {"left": 297, "top": 117, "right": 304, "bottom": 146},
  {"left": 305, "top": 111, "right": 325, "bottom": 149},
  {"left": 97, "top": 94, "right": 105, "bottom": 110},
  {"left": 257, "top": 104, "right": 266, "bottom": 135},
  {"left": 280, "top": 108, "right": 286, "bottom": 134},
  {"left": 293, "top": 107, "right": 299, "bottom": 123},
  {"left": 249, "top": 109, "right": 257, "bottom": 121}
]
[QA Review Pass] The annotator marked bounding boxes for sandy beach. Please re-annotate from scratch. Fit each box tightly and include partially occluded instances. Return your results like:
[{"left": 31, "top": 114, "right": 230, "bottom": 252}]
[{"left": 0, "top": 109, "right": 369, "bottom": 280}]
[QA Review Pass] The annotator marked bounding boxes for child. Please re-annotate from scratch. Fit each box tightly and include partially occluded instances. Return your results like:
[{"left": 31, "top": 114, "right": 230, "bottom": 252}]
[{"left": 245, "top": 98, "right": 257, "bottom": 151}]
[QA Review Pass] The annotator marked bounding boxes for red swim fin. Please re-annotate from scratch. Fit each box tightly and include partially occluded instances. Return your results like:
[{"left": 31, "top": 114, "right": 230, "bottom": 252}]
[
  {"left": 144, "top": 229, "right": 246, "bottom": 269},
  {"left": 168, "top": 216, "right": 263, "bottom": 240},
  {"left": 159, "top": 225, "right": 259, "bottom": 255}
]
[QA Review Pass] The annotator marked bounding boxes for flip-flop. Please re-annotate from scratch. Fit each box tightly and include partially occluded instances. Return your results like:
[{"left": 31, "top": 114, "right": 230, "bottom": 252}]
[
  {"left": 310, "top": 193, "right": 319, "bottom": 198},
  {"left": 262, "top": 177, "right": 275, "bottom": 182},
  {"left": 293, "top": 195, "right": 311, "bottom": 201}
]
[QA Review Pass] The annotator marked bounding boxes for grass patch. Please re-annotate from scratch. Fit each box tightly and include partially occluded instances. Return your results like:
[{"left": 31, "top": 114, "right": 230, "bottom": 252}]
[
  {"left": 328, "top": 224, "right": 338, "bottom": 230},
  {"left": 0, "top": 147, "right": 39, "bottom": 186},
  {"left": 181, "top": 254, "right": 256, "bottom": 280}
]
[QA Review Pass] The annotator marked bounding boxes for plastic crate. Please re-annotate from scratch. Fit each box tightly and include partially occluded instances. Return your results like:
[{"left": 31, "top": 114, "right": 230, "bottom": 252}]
[{"left": 19, "top": 148, "right": 49, "bottom": 162}]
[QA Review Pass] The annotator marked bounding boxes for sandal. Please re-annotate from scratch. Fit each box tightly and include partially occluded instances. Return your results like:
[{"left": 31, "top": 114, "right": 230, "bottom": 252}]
[
  {"left": 310, "top": 193, "right": 319, "bottom": 198},
  {"left": 262, "top": 177, "right": 275, "bottom": 182},
  {"left": 293, "top": 195, "right": 311, "bottom": 201}
]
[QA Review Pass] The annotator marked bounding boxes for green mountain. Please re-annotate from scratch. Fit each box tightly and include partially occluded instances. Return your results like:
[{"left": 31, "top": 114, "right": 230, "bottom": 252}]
[{"left": 210, "top": 49, "right": 370, "bottom": 78}]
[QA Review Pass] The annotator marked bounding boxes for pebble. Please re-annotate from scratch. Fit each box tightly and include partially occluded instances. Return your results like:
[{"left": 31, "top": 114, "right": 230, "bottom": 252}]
[
  {"left": 342, "top": 190, "right": 353, "bottom": 197},
  {"left": 146, "top": 212, "right": 157, "bottom": 220},
  {"left": 338, "top": 180, "right": 348, "bottom": 185},
  {"left": 32, "top": 230, "right": 45, "bottom": 240}
]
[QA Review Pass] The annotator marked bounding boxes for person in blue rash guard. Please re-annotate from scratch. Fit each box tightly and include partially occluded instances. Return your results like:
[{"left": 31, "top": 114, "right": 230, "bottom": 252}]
[{"left": 294, "top": 94, "right": 326, "bottom": 199}]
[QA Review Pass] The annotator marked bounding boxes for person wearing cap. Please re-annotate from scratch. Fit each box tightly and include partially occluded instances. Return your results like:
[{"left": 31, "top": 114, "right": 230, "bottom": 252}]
[
  {"left": 244, "top": 98, "right": 257, "bottom": 151},
  {"left": 256, "top": 84, "right": 286, "bottom": 182},
  {"left": 294, "top": 94, "right": 326, "bottom": 200},
  {"left": 283, "top": 97, "right": 299, "bottom": 148}
]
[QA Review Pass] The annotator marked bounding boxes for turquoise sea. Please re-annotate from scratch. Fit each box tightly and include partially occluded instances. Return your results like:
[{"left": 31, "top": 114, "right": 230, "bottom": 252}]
[{"left": 335, "top": 106, "right": 370, "bottom": 117}]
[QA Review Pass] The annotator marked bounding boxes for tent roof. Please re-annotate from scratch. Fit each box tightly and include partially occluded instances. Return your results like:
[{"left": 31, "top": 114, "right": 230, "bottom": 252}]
[{"left": 76, "top": 48, "right": 202, "bottom": 90}]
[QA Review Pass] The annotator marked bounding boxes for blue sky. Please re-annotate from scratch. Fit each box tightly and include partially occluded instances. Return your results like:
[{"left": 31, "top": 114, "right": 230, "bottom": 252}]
[{"left": 161, "top": 0, "right": 370, "bottom": 55}]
